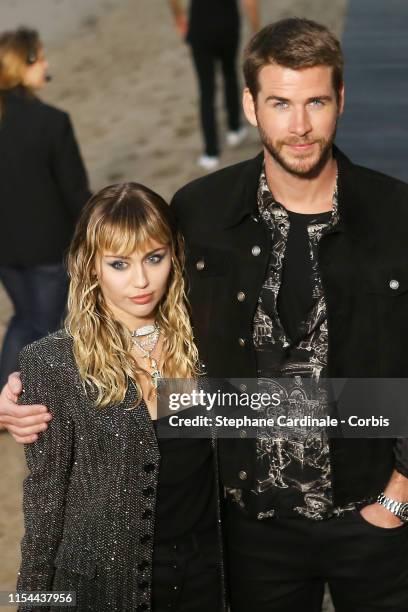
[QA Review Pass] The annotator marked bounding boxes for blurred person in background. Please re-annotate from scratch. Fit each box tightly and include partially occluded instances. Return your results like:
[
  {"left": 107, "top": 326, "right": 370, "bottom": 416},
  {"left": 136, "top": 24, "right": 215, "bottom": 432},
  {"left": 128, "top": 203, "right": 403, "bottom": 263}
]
[
  {"left": 169, "top": 0, "right": 259, "bottom": 170},
  {"left": 0, "top": 27, "right": 91, "bottom": 393}
]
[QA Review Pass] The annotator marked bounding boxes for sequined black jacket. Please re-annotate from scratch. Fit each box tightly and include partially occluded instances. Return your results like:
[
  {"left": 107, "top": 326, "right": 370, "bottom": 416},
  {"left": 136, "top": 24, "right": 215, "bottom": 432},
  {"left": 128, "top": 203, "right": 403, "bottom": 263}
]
[
  {"left": 16, "top": 330, "right": 223, "bottom": 612},
  {"left": 172, "top": 147, "right": 408, "bottom": 506}
]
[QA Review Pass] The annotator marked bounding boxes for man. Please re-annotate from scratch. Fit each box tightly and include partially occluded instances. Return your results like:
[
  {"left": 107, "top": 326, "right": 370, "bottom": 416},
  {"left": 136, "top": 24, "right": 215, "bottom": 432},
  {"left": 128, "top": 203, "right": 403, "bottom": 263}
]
[
  {"left": 2, "top": 18, "right": 408, "bottom": 612},
  {"left": 168, "top": 0, "right": 259, "bottom": 169}
]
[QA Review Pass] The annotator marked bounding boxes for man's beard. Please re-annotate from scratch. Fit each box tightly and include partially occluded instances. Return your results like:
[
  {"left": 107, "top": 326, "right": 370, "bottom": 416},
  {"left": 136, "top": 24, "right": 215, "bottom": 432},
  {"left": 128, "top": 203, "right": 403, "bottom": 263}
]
[{"left": 257, "top": 118, "right": 338, "bottom": 179}]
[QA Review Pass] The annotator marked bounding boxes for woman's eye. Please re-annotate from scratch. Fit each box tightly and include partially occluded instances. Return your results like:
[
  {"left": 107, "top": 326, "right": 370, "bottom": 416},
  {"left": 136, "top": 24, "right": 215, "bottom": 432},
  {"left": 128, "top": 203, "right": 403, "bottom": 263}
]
[
  {"left": 146, "top": 254, "right": 164, "bottom": 264},
  {"left": 109, "top": 260, "right": 128, "bottom": 270}
]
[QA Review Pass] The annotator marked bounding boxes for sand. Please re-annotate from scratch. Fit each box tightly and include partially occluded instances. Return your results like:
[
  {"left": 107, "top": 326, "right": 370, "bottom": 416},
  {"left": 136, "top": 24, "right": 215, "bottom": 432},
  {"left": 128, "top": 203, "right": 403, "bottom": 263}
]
[{"left": 0, "top": 0, "right": 347, "bottom": 607}]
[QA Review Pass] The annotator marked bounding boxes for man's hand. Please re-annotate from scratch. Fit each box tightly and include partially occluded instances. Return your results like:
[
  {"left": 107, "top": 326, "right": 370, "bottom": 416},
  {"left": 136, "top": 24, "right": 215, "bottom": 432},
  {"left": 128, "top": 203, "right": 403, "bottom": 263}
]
[
  {"left": 0, "top": 372, "right": 52, "bottom": 444},
  {"left": 360, "top": 502, "right": 403, "bottom": 528},
  {"left": 360, "top": 469, "right": 408, "bottom": 528}
]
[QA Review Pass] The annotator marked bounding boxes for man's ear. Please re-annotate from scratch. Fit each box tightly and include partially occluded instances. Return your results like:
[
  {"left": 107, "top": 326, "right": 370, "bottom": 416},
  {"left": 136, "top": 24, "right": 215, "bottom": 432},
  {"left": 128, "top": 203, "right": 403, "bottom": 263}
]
[
  {"left": 243, "top": 87, "right": 258, "bottom": 127},
  {"left": 337, "top": 84, "right": 345, "bottom": 116}
]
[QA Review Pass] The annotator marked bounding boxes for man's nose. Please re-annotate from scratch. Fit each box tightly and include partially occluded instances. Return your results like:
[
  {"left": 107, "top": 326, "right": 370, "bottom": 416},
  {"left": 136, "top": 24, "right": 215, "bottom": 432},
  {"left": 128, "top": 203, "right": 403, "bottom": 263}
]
[{"left": 289, "top": 108, "right": 312, "bottom": 136}]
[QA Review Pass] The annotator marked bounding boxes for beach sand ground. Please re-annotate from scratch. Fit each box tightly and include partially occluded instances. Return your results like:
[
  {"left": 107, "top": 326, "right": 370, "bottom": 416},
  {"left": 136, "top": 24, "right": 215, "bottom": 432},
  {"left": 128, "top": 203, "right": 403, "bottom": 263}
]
[{"left": 0, "top": 1, "right": 347, "bottom": 608}]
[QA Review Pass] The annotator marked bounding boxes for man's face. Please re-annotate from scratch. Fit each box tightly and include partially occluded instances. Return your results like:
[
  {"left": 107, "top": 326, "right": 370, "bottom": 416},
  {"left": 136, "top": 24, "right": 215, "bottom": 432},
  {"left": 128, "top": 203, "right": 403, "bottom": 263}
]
[{"left": 243, "top": 64, "right": 344, "bottom": 177}]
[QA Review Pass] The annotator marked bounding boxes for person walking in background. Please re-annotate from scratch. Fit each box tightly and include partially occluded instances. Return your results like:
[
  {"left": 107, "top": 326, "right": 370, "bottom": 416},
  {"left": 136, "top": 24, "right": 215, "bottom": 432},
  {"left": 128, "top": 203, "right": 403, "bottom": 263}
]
[
  {"left": 0, "top": 27, "right": 91, "bottom": 390},
  {"left": 169, "top": 0, "right": 259, "bottom": 170}
]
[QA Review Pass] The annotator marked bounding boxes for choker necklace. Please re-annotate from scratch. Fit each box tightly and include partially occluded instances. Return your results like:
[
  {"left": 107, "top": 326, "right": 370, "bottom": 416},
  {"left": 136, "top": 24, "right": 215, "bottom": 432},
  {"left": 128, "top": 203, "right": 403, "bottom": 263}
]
[{"left": 130, "top": 323, "right": 162, "bottom": 388}]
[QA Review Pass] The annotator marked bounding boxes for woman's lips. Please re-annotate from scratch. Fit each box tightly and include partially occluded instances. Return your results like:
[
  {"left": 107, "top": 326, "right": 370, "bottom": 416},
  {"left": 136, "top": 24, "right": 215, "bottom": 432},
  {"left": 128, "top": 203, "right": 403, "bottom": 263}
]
[{"left": 129, "top": 293, "right": 153, "bottom": 305}]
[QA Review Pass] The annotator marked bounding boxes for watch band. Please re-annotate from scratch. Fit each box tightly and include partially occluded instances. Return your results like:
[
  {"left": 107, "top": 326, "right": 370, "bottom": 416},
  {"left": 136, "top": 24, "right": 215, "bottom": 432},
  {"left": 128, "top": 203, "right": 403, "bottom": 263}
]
[{"left": 377, "top": 492, "right": 408, "bottom": 523}]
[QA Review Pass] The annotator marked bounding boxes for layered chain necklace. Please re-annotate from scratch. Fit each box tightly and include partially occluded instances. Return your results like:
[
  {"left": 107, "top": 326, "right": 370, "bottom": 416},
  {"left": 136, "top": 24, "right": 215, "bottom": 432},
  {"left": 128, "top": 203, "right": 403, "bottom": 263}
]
[{"left": 130, "top": 323, "right": 162, "bottom": 389}]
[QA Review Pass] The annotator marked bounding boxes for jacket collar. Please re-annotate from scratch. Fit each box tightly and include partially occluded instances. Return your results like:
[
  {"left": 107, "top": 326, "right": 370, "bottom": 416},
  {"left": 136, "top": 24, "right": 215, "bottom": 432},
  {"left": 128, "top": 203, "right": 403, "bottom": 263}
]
[
  {"left": 222, "top": 152, "right": 264, "bottom": 228},
  {"left": 222, "top": 146, "right": 361, "bottom": 233}
]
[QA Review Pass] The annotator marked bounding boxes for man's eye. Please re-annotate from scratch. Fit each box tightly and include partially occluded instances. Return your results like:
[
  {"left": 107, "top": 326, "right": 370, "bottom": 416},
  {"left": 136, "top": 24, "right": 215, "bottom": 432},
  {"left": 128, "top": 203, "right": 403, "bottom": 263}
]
[
  {"left": 147, "top": 254, "right": 164, "bottom": 264},
  {"left": 109, "top": 260, "right": 127, "bottom": 270},
  {"left": 274, "top": 101, "right": 288, "bottom": 109},
  {"left": 310, "top": 99, "right": 324, "bottom": 107}
]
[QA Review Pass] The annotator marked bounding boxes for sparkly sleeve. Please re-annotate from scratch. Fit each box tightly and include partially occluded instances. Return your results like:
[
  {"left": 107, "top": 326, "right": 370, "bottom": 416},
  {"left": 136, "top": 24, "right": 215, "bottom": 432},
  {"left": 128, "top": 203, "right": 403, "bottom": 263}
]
[{"left": 16, "top": 343, "right": 75, "bottom": 599}]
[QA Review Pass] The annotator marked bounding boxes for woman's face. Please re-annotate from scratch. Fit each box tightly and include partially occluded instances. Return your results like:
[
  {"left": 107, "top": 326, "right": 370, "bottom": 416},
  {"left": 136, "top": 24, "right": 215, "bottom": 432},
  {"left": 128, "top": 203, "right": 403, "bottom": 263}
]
[
  {"left": 22, "top": 46, "right": 48, "bottom": 90},
  {"left": 94, "top": 240, "right": 172, "bottom": 331}
]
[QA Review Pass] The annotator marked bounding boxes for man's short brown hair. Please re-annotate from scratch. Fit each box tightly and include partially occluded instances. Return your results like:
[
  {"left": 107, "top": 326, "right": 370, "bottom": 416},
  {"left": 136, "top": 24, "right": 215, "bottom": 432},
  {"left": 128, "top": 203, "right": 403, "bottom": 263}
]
[{"left": 243, "top": 18, "right": 344, "bottom": 101}]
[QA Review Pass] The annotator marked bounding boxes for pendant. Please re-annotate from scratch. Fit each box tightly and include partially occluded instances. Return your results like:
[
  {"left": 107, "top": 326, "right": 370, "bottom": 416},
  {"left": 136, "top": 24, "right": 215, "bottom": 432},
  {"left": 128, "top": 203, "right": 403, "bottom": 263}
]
[{"left": 149, "top": 357, "right": 162, "bottom": 389}]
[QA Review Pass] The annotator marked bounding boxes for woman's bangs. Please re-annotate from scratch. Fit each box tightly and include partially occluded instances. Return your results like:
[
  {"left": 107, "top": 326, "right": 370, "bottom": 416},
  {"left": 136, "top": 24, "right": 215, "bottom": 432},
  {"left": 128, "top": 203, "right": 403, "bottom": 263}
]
[{"left": 95, "top": 209, "right": 171, "bottom": 257}]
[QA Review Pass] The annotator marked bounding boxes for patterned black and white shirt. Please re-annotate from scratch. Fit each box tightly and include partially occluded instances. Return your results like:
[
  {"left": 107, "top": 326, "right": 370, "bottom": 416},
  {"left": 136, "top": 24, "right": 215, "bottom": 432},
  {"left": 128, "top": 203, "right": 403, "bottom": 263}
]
[{"left": 227, "top": 167, "right": 365, "bottom": 521}]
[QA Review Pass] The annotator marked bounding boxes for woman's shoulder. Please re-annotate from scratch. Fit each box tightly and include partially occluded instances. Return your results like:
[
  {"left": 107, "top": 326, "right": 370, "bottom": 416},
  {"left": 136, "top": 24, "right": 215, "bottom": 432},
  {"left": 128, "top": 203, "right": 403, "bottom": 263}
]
[{"left": 19, "top": 328, "right": 75, "bottom": 371}]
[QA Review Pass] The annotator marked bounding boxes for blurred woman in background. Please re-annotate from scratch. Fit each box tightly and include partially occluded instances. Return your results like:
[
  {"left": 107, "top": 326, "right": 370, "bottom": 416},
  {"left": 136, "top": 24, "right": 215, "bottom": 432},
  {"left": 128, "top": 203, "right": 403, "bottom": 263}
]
[{"left": 0, "top": 27, "right": 91, "bottom": 389}]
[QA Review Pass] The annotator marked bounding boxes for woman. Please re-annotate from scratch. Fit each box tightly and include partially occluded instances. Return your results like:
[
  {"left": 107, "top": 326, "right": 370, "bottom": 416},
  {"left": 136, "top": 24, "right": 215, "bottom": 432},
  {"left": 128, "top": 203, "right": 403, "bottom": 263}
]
[
  {"left": 16, "top": 183, "right": 223, "bottom": 611},
  {"left": 0, "top": 27, "right": 91, "bottom": 388}
]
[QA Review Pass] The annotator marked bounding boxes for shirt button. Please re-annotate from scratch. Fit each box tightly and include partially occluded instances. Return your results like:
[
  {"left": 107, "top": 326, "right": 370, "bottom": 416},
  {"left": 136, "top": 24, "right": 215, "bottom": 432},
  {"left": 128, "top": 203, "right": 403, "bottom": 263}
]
[
  {"left": 238, "top": 470, "right": 248, "bottom": 481},
  {"left": 239, "top": 430, "right": 247, "bottom": 439},
  {"left": 196, "top": 259, "right": 205, "bottom": 271},
  {"left": 389, "top": 279, "right": 399, "bottom": 290},
  {"left": 237, "top": 291, "right": 246, "bottom": 302},
  {"left": 252, "top": 245, "right": 261, "bottom": 256},
  {"left": 238, "top": 338, "right": 246, "bottom": 347}
]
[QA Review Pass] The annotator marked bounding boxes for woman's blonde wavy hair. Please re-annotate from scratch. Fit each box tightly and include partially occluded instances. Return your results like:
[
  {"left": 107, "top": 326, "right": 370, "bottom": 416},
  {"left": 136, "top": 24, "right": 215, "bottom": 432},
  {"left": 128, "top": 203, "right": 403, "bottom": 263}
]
[{"left": 65, "top": 182, "right": 199, "bottom": 408}]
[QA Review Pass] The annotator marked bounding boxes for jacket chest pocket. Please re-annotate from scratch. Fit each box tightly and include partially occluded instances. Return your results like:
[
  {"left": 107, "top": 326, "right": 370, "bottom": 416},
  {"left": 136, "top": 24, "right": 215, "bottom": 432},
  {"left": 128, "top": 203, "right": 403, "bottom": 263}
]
[
  {"left": 363, "top": 265, "right": 408, "bottom": 375},
  {"left": 365, "top": 267, "right": 408, "bottom": 298}
]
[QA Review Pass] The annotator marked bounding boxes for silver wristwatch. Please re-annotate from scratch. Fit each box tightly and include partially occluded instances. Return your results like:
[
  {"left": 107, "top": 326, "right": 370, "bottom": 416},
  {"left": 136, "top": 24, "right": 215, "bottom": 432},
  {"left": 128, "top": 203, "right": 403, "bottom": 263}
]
[{"left": 377, "top": 492, "right": 408, "bottom": 523}]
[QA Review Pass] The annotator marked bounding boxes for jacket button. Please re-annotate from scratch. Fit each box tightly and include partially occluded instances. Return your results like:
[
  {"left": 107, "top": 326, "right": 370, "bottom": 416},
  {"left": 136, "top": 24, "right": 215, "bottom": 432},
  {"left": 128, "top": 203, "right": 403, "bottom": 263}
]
[
  {"left": 142, "top": 509, "right": 153, "bottom": 519},
  {"left": 238, "top": 470, "right": 248, "bottom": 481},
  {"left": 238, "top": 338, "right": 246, "bottom": 347},
  {"left": 143, "top": 463, "right": 156, "bottom": 473},
  {"left": 237, "top": 291, "right": 246, "bottom": 302},
  {"left": 138, "top": 580, "right": 149, "bottom": 591},
  {"left": 240, "top": 383, "right": 247, "bottom": 392},
  {"left": 251, "top": 215, "right": 259, "bottom": 223},
  {"left": 140, "top": 534, "right": 152, "bottom": 544},
  {"left": 142, "top": 486, "right": 155, "bottom": 497},
  {"left": 138, "top": 560, "right": 150, "bottom": 572},
  {"left": 251, "top": 245, "right": 261, "bottom": 256},
  {"left": 239, "top": 430, "right": 247, "bottom": 439},
  {"left": 389, "top": 279, "right": 399, "bottom": 290},
  {"left": 196, "top": 259, "right": 205, "bottom": 271}
]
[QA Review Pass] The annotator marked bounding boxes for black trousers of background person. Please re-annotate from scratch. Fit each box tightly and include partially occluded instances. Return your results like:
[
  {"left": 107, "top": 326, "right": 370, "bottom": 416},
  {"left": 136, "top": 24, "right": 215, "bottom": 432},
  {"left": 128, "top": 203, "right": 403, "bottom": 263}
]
[
  {"left": 0, "top": 264, "right": 68, "bottom": 388},
  {"left": 190, "top": 38, "right": 241, "bottom": 157},
  {"left": 226, "top": 502, "right": 408, "bottom": 612},
  {"left": 152, "top": 530, "right": 222, "bottom": 611}
]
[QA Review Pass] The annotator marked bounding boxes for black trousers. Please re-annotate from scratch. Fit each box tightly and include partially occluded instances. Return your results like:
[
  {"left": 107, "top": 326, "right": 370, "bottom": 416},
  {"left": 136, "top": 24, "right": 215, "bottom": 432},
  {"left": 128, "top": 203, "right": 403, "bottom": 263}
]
[
  {"left": 0, "top": 263, "right": 68, "bottom": 387},
  {"left": 152, "top": 530, "right": 222, "bottom": 611},
  {"left": 226, "top": 504, "right": 408, "bottom": 612},
  {"left": 190, "top": 38, "right": 240, "bottom": 156}
]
